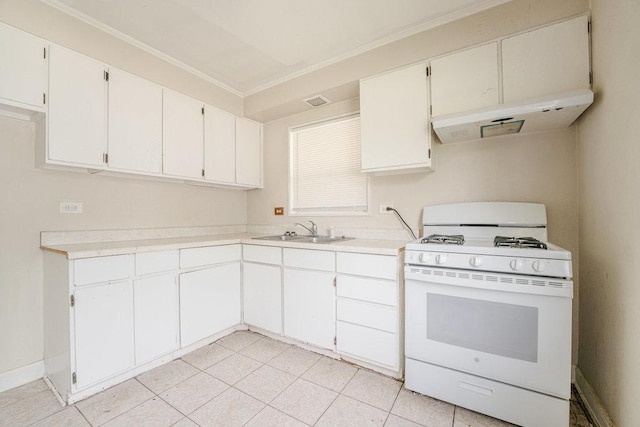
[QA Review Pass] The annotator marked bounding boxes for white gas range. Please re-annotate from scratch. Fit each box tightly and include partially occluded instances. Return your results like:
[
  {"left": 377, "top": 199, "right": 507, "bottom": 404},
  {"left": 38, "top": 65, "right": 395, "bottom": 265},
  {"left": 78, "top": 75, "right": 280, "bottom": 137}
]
[{"left": 404, "top": 202, "right": 573, "bottom": 427}]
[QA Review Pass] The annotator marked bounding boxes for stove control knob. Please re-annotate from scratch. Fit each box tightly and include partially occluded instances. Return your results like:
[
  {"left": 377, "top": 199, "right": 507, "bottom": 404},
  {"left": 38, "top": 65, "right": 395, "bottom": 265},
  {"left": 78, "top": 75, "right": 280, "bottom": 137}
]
[
  {"left": 532, "top": 260, "right": 546, "bottom": 272},
  {"left": 510, "top": 258, "right": 524, "bottom": 271},
  {"left": 469, "top": 256, "right": 483, "bottom": 267},
  {"left": 419, "top": 253, "right": 431, "bottom": 263},
  {"left": 435, "top": 254, "right": 447, "bottom": 265}
]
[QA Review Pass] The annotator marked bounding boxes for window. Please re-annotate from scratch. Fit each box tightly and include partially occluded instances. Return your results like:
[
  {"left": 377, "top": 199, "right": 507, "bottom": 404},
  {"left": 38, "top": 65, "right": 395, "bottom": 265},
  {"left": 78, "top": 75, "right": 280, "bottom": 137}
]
[{"left": 289, "top": 114, "right": 368, "bottom": 215}]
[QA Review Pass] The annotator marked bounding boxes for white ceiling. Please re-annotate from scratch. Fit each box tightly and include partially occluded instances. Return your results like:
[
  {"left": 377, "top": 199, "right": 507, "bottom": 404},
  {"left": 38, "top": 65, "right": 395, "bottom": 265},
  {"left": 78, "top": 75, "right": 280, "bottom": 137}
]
[{"left": 45, "top": 0, "right": 510, "bottom": 95}]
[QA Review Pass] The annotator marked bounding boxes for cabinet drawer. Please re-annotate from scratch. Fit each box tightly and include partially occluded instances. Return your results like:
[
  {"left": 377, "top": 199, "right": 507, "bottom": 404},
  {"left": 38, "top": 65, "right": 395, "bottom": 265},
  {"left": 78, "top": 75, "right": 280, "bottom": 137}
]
[
  {"left": 74, "top": 255, "right": 131, "bottom": 286},
  {"left": 135, "top": 250, "right": 179, "bottom": 275},
  {"left": 337, "top": 299, "right": 397, "bottom": 333},
  {"left": 243, "top": 245, "right": 282, "bottom": 265},
  {"left": 283, "top": 248, "right": 335, "bottom": 271},
  {"left": 337, "top": 321, "right": 398, "bottom": 368},
  {"left": 337, "top": 275, "right": 396, "bottom": 306},
  {"left": 180, "top": 244, "right": 241, "bottom": 268},
  {"left": 337, "top": 252, "right": 397, "bottom": 280}
]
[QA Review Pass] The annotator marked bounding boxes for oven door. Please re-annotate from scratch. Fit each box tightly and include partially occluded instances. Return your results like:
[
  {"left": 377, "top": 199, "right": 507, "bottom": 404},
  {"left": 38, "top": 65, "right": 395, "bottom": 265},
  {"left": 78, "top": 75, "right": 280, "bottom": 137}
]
[{"left": 405, "top": 266, "right": 572, "bottom": 399}]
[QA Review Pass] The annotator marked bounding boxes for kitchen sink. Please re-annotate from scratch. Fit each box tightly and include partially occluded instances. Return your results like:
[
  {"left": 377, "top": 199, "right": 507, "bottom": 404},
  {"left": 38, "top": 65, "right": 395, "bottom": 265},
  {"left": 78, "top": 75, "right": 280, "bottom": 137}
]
[{"left": 251, "top": 235, "right": 354, "bottom": 244}]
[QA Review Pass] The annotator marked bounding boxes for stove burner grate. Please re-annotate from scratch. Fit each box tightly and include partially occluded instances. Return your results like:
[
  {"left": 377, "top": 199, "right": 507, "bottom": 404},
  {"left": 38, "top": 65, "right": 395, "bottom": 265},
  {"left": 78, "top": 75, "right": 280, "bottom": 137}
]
[
  {"left": 422, "top": 234, "right": 465, "bottom": 245},
  {"left": 494, "top": 236, "right": 548, "bottom": 249}
]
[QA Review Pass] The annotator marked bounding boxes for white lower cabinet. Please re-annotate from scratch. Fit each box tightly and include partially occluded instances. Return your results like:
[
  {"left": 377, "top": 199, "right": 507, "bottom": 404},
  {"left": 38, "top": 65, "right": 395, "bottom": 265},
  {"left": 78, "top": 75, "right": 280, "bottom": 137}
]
[
  {"left": 133, "top": 273, "right": 179, "bottom": 364},
  {"left": 74, "top": 279, "right": 134, "bottom": 390},
  {"left": 243, "top": 262, "right": 282, "bottom": 334}
]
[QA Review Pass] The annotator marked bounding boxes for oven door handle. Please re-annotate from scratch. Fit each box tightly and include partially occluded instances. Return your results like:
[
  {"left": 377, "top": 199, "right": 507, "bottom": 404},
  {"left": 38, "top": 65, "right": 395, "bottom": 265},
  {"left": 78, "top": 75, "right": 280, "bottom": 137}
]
[{"left": 459, "top": 380, "right": 494, "bottom": 396}]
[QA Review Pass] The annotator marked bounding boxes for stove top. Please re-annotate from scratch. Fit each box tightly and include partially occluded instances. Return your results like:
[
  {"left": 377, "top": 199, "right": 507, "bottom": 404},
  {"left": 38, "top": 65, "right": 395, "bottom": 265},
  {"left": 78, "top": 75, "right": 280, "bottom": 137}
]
[
  {"left": 494, "top": 236, "right": 547, "bottom": 249},
  {"left": 421, "top": 234, "right": 465, "bottom": 245}
]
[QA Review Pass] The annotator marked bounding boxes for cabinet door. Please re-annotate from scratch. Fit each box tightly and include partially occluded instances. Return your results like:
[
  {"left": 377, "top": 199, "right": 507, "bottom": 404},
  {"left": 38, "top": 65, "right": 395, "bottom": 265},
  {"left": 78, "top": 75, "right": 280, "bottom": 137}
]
[
  {"left": 108, "top": 67, "right": 163, "bottom": 173},
  {"left": 180, "top": 263, "right": 241, "bottom": 347},
  {"left": 134, "top": 274, "right": 179, "bottom": 364},
  {"left": 162, "top": 88, "right": 204, "bottom": 179},
  {"left": 502, "top": 15, "right": 590, "bottom": 103},
  {"left": 74, "top": 280, "right": 134, "bottom": 389},
  {"left": 283, "top": 268, "right": 335, "bottom": 349},
  {"left": 0, "top": 23, "right": 46, "bottom": 108},
  {"left": 360, "top": 63, "right": 431, "bottom": 173},
  {"left": 430, "top": 43, "right": 499, "bottom": 117},
  {"left": 235, "top": 117, "right": 262, "bottom": 187},
  {"left": 243, "top": 262, "right": 282, "bottom": 334},
  {"left": 48, "top": 45, "right": 107, "bottom": 167},
  {"left": 204, "top": 105, "right": 236, "bottom": 183}
]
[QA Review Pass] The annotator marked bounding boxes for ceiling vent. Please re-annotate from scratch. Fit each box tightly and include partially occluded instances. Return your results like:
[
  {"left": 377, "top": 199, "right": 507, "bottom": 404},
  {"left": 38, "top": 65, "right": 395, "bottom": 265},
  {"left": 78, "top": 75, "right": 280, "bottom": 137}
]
[{"left": 303, "top": 94, "right": 331, "bottom": 108}]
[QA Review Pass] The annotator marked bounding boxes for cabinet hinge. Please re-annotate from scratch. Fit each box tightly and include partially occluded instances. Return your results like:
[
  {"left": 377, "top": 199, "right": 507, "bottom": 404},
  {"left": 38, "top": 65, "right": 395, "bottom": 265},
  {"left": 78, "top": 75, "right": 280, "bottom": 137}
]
[
  {"left": 426, "top": 66, "right": 430, "bottom": 77},
  {"left": 430, "top": 105, "right": 432, "bottom": 115},
  {"left": 43, "top": 93, "right": 46, "bottom": 105},
  {"left": 333, "top": 277, "right": 337, "bottom": 287},
  {"left": 428, "top": 148, "right": 431, "bottom": 159},
  {"left": 201, "top": 107, "right": 205, "bottom": 115},
  {"left": 333, "top": 337, "right": 337, "bottom": 346},
  {"left": 202, "top": 169, "right": 205, "bottom": 177},
  {"left": 72, "top": 372, "right": 77, "bottom": 384},
  {"left": 589, "top": 71, "right": 593, "bottom": 85},
  {"left": 104, "top": 70, "right": 109, "bottom": 81},
  {"left": 43, "top": 47, "right": 46, "bottom": 59},
  {"left": 70, "top": 294, "right": 75, "bottom": 307},
  {"left": 587, "top": 20, "right": 591, "bottom": 33},
  {"left": 103, "top": 153, "right": 109, "bottom": 164}
]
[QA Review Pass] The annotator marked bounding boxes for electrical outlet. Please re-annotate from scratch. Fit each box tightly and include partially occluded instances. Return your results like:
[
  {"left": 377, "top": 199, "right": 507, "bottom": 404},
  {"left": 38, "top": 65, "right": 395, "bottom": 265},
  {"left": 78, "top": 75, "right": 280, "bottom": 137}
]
[
  {"left": 274, "top": 207, "right": 284, "bottom": 215},
  {"left": 60, "top": 202, "right": 83, "bottom": 214},
  {"left": 379, "top": 202, "right": 394, "bottom": 214}
]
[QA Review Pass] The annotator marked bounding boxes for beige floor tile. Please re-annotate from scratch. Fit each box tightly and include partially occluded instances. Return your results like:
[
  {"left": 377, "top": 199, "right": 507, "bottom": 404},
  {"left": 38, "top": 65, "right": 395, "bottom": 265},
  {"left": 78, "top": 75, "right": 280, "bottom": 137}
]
[
  {"left": 171, "top": 417, "right": 199, "bottom": 427},
  {"left": 301, "top": 356, "right": 357, "bottom": 392},
  {"left": 268, "top": 346, "right": 322, "bottom": 377},
  {"left": 343, "top": 369, "right": 402, "bottom": 411},
  {"left": 181, "top": 342, "right": 234, "bottom": 370},
  {"left": 317, "top": 394, "right": 388, "bottom": 426},
  {"left": 189, "top": 387, "right": 264, "bottom": 427},
  {"left": 136, "top": 359, "right": 200, "bottom": 394},
  {"left": 32, "top": 406, "right": 91, "bottom": 427},
  {"left": 160, "top": 372, "right": 228, "bottom": 415},
  {"left": 235, "top": 365, "right": 296, "bottom": 403},
  {"left": 205, "top": 353, "right": 262, "bottom": 385},
  {"left": 271, "top": 378, "right": 338, "bottom": 425},
  {"left": 384, "top": 414, "right": 423, "bottom": 426},
  {"left": 239, "top": 337, "right": 291, "bottom": 363},
  {"left": 0, "top": 379, "right": 49, "bottom": 409},
  {"left": 216, "top": 330, "right": 261, "bottom": 352},
  {"left": 0, "top": 389, "right": 62, "bottom": 425},
  {"left": 391, "top": 388, "right": 454, "bottom": 427},
  {"left": 245, "top": 406, "right": 308, "bottom": 427},
  {"left": 453, "top": 407, "right": 515, "bottom": 427},
  {"left": 75, "top": 379, "right": 154, "bottom": 425},
  {"left": 101, "top": 396, "right": 183, "bottom": 427}
]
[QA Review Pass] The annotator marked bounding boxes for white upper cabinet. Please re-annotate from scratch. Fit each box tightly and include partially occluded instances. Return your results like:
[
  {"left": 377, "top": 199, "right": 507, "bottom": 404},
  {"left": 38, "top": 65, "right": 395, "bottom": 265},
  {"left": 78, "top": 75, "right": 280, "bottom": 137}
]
[
  {"left": 47, "top": 45, "right": 107, "bottom": 167},
  {"left": 502, "top": 15, "right": 590, "bottom": 103},
  {"left": 430, "top": 43, "right": 500, "bottom": 117},
  {"left": 204, "top": 105, "right": 236, "bottom": 183},
  {"left": 235, "top": 117, "right": 262, "bottom": 187},
  {"left": 0, "top": 23, "right": 47, "bottom": 111},
  {"left": 162, "top": 88, "right": 204, "bottom": 179},
  {"left": 107, "top": 67, "right": 163, "bottom": 173},
  {"left": 360, "top": 62, "right": 432, "bottom": 174}
]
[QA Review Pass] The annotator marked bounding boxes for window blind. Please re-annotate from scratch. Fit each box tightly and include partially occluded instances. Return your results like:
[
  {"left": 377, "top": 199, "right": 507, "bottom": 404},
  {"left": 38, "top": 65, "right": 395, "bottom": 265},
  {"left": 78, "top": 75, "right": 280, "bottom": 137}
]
[{"left": 290, "top": 115, "right": 368, "bottom": 214}]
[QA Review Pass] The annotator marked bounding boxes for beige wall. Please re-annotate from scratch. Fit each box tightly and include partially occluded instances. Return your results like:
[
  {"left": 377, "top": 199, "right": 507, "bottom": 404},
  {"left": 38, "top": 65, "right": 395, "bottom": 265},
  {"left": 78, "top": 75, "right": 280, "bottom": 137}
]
[
  {"left": 0, "top": 1, "right": 247, "bottom": 375},
  {"left": 577, "top": 0, "right": 640, "bottom": 425}
]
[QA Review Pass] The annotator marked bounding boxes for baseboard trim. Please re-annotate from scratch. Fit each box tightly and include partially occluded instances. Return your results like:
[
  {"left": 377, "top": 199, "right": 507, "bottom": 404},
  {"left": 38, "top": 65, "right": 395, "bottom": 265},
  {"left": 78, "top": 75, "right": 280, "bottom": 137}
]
[
  {"left": 0, "top": 360, "right": 45, "bottom": 393},
  {"left": 575, "top": 367, "right": 615, "bottom": 427}
]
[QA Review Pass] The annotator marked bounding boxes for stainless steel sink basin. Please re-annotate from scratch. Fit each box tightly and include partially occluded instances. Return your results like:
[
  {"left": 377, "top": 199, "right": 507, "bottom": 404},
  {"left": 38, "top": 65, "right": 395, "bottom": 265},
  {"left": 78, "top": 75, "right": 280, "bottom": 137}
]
[
  {"left": 251, "top": 235, "right": 354, "bottom": 244},
  {"left": 252, "top": 234, "right": 304, "bottom": 242}
]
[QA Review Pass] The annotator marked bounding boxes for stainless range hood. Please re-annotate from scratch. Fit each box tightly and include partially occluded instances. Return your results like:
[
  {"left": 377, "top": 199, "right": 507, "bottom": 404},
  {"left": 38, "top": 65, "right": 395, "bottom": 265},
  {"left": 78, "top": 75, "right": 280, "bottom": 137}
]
[{"left": 432, "top": 89, "right": 594, "bottom": 144}]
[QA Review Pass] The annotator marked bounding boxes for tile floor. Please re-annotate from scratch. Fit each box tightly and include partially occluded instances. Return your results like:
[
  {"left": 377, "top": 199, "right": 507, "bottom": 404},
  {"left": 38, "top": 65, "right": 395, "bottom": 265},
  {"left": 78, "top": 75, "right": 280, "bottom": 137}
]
[{"left": 0, "top": 331, "right": 593, "bottom": 426}]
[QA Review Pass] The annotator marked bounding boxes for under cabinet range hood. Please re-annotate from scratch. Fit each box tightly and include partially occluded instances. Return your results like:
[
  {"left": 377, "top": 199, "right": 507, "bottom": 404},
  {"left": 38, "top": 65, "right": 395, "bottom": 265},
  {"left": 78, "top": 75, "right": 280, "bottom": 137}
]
[{"left": 432, "top": 89, "right": 594, "bottom": 144}]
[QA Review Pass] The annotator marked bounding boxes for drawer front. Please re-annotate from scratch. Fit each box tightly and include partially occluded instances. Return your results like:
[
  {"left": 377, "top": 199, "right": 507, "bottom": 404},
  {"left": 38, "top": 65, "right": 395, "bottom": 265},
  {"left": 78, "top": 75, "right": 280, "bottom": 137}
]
[
  {"left": 180, "top": 244, "right": 241, "bottom": 268},
  {"left": 337, "top": 252, "right": 397, "bottom": 280},
  {"left": 135, "top": 250, "right": 179, "bottom": 276},
  {"left": 283, "top": 248, "right": 335, "bottom": 271},
  {"left": 74, "top": 255, "right": 131, "bottom": 286},
  {"left": 243, "top": 245, "right": 282, "bottom": 265},
  {"left": 337, "top": 299, "right": 397, "bottom": 333},
  {"left": 337, "top": 275, "right": 396, "bottom": 306},
  {"left": 337, "top": 321, "right": 398, "bottom": 368}
]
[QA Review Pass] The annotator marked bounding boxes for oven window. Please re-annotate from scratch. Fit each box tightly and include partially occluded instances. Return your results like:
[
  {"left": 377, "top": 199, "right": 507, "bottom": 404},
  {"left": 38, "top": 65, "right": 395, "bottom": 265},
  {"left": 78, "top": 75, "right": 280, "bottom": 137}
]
[{"left": 427, "top": 294, "right": 538, "bottom": 362}]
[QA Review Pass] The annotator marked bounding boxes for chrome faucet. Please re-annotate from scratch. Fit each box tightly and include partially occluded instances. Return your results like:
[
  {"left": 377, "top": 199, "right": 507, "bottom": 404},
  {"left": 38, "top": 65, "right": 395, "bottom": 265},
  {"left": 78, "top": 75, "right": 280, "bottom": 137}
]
[{"left": 294, "top": 220, "right": 318, "bottom": 236}]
